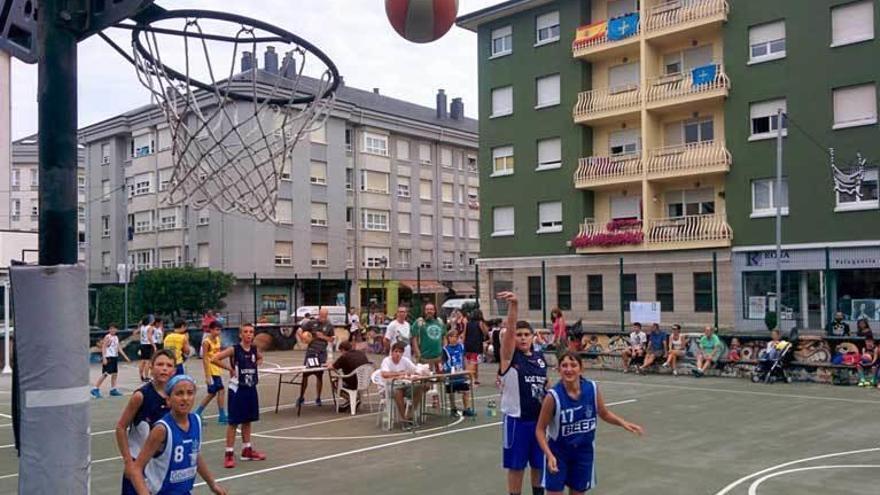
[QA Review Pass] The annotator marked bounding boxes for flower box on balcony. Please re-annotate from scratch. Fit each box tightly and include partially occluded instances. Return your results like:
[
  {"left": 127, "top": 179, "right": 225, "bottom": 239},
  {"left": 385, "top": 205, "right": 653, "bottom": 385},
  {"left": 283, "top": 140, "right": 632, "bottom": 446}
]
[
  {"left": 606, "top": 218, "right": 643, "bottom": 231},
  {"left": 572, "top": 230, "right": 644, "bottom": 248}
]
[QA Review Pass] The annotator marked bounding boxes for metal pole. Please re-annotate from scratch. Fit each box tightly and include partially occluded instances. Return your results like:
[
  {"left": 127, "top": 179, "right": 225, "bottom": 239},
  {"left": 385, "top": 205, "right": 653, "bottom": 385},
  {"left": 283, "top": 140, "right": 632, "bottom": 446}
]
[
  {"left": 774, "top": 107, "right": 784, "bottom": 328},
  {"left": 541, "top": 260, "right": 547, "bottom": 329},
  {"left": 123, "top": 276, "right": 129, "bottom": 333},
  {"left": 252, "top": 273, "right": 257, "bottom": 324},
  {"left": 317, "top": 271, "right": 322, "bottom": 310},
  {"left": 474, "top": 264, "right": 480, "bottom": 306},
  {"left": 344, "top": 269, "right": 350, "bottom": 316},
  {"left": 366, "top": 268, "right": 371, "bottom": 320},
  {"left": 825, "top": 247, "right": 832, "bottom": 328},
  {"left": 293, "top": 273, "right": 298, "bottom": 324},
  {"left": 619, "top": 257, "right": 625, "bottom": 333},
  {"left": 2, "top": 281, "right": 10, "bottom": 374},
  {"left": 38, "top": 0, "right": 78, "bottom": 265},
  {"left": 712, "top": 251, "right": 719, "bottom": 329},
  {"left": 417, "top": 266, "right": 422, "bottom": 307}
]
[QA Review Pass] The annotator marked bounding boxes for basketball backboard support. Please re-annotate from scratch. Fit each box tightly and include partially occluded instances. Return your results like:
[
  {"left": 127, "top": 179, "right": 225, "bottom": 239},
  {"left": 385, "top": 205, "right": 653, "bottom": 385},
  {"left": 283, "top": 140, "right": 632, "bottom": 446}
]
[{"left": 0, "top": 0, "right": 156, "bottom": 63}]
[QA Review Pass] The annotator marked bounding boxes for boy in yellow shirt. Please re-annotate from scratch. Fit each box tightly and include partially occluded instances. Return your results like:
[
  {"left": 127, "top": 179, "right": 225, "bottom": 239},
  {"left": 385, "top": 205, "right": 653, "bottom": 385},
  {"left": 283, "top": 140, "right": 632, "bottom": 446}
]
[
  {"left": 163, "top": 319, "right": 191, "bottom": 376},
  {"left": 196, "top": 321, "right": 228, "bottom": 424}
]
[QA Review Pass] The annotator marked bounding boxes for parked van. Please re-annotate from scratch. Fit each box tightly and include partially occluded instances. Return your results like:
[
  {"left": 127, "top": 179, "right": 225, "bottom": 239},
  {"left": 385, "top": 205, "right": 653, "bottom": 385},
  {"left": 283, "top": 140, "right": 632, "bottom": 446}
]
[
  {"left": 295, "top": 305, "right": 348, "bottom": 326},
  {"left": 440, "top": 298, "right": 477, "bottom": 321}
]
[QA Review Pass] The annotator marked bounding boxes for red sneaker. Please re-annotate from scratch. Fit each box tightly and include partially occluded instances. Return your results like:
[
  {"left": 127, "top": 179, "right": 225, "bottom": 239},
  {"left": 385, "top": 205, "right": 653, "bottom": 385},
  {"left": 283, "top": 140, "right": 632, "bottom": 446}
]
[
  {"left": 223, "top": 451, "right": 235, "bottom": 469},
  {"left": 241, "top": 447, "right": 267, "bottom": 461}
]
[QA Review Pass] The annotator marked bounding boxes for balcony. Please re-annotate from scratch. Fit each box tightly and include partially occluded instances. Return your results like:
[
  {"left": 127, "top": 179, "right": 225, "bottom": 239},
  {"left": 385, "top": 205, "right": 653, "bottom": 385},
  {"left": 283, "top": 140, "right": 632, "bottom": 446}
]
[
  {"left": 574, "top": 154, "right": 643, "bottom": 189},
  {"left": 572, "top": 19, "right": 641, "bottom": 61},
  {"left": 644, "top": 0, "right": 729, "bottom": 39},
  {"left": 646, "top": 214, "right": 732, "bottom": 248},
  {"left": 574, "top": 85, "right": 641, "bottom": 124},
  {"left": 645, "top": 64, "right": 729, "bottom": 110},
  {"left": 645, "top": 141, "right": 731, "bottom": 180},
  {"left": 571, "top": 218, "right": 645, "bottom": 254}
]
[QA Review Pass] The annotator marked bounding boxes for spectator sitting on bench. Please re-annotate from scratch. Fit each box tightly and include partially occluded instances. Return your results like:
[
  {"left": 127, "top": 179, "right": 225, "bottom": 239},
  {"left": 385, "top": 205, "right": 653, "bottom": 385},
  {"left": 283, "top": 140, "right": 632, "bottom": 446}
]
[
  {"left": 856, "top": 318, "right": 873, "bottom": 339},
  {"left": 856, "top": 337, "right": 879, "bottom": 388},
  {"left": 662, "top": 324, "right": 686, "bottom": 376},
  {"left": 827, "top": 312, "right": 851, "bottom": 337},
  {"left": 692, "top": 326, "right": 722, "bottom": 378},
  {"left": 622, "top": 323, "right": 647, "bottom": 373},
  {"left": 639, "top": 323, "right": 667, "bottom": 373}
]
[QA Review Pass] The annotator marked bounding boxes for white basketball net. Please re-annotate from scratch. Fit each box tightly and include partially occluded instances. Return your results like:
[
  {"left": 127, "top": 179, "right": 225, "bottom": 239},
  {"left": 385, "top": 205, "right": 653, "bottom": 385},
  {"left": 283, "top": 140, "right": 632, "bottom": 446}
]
[
  {"left": 130, "top": 17, "right": 336, "bottom": 223},
  {"left": 829, "top": 148, "right": 866, "bottom": 197}
]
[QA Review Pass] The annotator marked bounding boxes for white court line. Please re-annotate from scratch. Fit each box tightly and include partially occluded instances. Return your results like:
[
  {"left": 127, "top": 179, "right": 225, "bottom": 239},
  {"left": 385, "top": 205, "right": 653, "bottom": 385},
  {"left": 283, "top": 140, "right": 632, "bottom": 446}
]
[
  {"left": 194, "top": 398, "right": 638, "bottom": 487},
  {"left": 254, "top": 416, "right": 467, "bottom": 441},
  {"left": 0, "top": 413, "right": 11, "bottom": 419},
  {"left": 714, "top": 448, "right": 880, "bottom": 495},
  {"left": 597, "top": 379, "right": 880, "bottom": 405},
  {"left": 747, "top": 465, "right": 880, "bottom": 495}
]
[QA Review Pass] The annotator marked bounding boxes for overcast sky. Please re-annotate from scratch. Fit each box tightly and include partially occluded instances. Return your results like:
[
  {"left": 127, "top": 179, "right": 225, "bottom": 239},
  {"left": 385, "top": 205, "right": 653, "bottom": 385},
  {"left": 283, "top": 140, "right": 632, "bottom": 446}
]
[{"left": 10, "top": 0, "right": 498, "bottom": 140}]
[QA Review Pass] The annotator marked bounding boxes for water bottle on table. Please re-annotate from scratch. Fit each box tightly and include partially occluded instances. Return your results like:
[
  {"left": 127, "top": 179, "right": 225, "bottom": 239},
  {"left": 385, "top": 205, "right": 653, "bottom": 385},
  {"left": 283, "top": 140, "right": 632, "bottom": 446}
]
[{"left": 487, "top": 399, "right": 497, "bottom": 417}]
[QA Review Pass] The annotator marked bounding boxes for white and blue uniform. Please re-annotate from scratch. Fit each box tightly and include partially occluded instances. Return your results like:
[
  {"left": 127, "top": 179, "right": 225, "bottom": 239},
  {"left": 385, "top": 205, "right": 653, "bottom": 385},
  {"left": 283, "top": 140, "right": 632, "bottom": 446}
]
[
  {"left": 227, "top": 344, "right": 260, "bottom": 425},
  {"left": 500, "top": 348, "right": 548, "bottom": 470},
  {"left": 122, "top": 383, "right": 170, "bottom": 495},
  {"left": 144, "top": 412, "right": 202, "bottom": 495},
  {"left": 543, "top": 378, "right": 598, "bottom": 492}
]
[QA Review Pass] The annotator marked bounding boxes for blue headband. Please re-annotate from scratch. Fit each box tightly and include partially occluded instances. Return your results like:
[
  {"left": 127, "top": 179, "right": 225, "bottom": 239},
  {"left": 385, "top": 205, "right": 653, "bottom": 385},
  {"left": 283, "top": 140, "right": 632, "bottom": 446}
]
[{"left": 165, "top": 374, "right": 196, "bottom": 395}]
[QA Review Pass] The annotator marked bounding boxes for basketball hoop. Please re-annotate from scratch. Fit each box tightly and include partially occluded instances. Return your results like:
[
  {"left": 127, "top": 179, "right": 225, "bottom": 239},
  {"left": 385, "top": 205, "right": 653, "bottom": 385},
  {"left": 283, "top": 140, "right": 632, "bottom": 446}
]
[{"left": 103, "top": 9, "right": 341, "bottom": 223}]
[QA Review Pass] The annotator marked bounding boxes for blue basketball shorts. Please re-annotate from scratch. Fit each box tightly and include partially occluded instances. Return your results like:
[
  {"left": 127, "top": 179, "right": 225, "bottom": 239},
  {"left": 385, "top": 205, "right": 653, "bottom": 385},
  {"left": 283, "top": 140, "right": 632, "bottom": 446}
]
[
  {"left": 228, "top": 385, "right": 260, "bottom": 425},
  {"left": 207, "top": 375, "right": 224, "bottom": 394},
  {"left": 542, "top": 447, "right": 596, "bottom": 492},
  {"left": 502, "top": 415, "right": 544, "bottom": 471}
]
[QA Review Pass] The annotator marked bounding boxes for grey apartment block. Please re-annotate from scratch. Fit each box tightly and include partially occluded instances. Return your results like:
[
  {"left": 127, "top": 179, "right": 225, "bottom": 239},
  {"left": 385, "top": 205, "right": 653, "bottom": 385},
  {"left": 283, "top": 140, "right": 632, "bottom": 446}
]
[{"left": 79, "top": 55, "right": 479, "bottom": 320}]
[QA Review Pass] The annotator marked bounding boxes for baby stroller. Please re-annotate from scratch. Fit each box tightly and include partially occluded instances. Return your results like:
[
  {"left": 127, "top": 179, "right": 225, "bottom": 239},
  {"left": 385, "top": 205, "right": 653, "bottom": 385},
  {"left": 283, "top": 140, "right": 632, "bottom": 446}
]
[{"left": 752, "top": 340, "right": 794, "bottom": 384}]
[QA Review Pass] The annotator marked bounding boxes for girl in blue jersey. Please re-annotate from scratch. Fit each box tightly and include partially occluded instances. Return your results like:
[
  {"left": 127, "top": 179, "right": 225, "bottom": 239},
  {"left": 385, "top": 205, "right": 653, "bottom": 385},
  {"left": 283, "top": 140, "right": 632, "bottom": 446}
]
[
  {"left": 116, "top": 349, "right": 175, "bottom": 495},
  {"left": 129, "top": 375, "right": 226, "bottom": 495},
  {"left": 497, "top": 291, "right": 549, "bottom": 495},
  {"left": 536, "top": 353, "right": 643, "bottom": 494}
]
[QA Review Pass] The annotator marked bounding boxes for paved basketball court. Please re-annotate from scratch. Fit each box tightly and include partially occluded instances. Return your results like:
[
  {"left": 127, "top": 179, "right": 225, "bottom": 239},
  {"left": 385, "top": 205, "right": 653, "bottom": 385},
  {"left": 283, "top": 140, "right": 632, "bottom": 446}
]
[{"left": 0, "top": 351, "right": 877, "bottom": 494}]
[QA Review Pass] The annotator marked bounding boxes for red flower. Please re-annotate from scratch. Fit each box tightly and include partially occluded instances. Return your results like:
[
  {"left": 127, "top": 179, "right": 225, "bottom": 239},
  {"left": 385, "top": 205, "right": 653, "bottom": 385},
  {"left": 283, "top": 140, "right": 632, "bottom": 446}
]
[{"left": 571, "top": 230, "right": 644, "bottom": 248}]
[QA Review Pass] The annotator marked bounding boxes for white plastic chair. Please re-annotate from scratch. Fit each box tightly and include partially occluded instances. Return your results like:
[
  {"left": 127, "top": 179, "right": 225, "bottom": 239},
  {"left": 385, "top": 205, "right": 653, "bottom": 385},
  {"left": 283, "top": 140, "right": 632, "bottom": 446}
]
[
  {"left": 371, "top": 369, "right": 412, "bottom": 428},
  {"left": 335, "top": 363, "right": 374, "bottom": 415}
]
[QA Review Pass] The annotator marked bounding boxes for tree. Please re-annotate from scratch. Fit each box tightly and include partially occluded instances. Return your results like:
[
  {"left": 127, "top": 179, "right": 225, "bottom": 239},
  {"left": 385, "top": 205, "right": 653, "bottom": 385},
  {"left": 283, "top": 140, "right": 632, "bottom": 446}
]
[
  {"left": 134, "top": 267, "right": 234, "bottom": 320},
  {"left": 94, "top": 285, "right": 142, "bottom": 329}
]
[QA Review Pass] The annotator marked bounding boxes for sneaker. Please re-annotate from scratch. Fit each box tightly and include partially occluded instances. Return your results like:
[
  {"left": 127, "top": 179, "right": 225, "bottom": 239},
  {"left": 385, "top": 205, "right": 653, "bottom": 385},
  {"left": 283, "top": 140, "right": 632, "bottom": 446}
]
[
  {"left": 858, "top": 380, "right": 867, "bottom": 387},
  {"left": 622, "top": 368, "right": 630, "bottom": 374},
  {"left": 90, "top": 388, "right": 102, "bottom": 399},
  {"left": 661, "top": 362, "right": 669, "bottom": 368},
  {"left": 315, "top": 398, "right": 322, "bottom": 407},
  {"left": 450, "top": 407, "right": 459, "bottom": 417},
  {"left": 241, "top": 447, "right": 267, "bottom": 461},
  {"left": 296, "top": 397, "right": 305, "bottom": 408},
  {"left": 109, "top": 389, "right": 123, "bottom": 397},
  {"left": 463, "top": 408, "right": 476, "bottom": 417},
  {"left": 218, "top": 411, "right": 228, "bottom": 425},
  {"left": 672, "top": 369, "right": 678, "bottom": 376},
  {"left": 224, "top": 451, "right": 235, "bottom": 469}
]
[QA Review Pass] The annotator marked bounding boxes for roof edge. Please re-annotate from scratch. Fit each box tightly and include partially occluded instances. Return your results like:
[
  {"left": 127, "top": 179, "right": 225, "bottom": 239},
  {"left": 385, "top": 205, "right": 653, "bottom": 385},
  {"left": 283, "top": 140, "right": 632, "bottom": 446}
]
[{"left": 456, "top": 0, "right": 554, "bottom": 31}]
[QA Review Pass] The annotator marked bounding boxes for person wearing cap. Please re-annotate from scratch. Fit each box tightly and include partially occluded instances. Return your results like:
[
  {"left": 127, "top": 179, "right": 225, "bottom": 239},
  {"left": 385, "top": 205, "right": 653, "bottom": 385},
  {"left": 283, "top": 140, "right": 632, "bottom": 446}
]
[{"left": 496, "top": 291, "right": 548, "bottom": 495}]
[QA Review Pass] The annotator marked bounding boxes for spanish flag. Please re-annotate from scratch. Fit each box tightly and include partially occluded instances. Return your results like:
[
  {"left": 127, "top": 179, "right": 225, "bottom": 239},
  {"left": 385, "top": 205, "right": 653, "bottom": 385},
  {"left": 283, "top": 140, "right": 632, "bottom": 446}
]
[{"left": 575, "top": 21, "right": 607, "bottom": 45}]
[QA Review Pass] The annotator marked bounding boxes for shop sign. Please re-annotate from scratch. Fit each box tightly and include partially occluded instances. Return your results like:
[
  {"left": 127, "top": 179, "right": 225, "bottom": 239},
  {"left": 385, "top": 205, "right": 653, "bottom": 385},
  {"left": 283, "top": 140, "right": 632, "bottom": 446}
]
[{"left": 831, "top": 247, "right": 880, "bottom": 269}]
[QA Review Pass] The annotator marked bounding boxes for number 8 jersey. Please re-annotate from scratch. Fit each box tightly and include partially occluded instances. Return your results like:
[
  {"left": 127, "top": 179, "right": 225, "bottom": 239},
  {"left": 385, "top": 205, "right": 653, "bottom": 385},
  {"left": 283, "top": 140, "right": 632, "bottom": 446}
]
[{"left": 144, "top": 412, "right": 202, "bottom": 495}]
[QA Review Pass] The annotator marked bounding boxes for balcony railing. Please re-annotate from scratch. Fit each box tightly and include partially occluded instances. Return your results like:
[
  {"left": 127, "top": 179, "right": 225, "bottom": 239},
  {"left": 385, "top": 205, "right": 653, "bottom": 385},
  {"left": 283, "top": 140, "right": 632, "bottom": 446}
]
[
  {"left": 646, "top": 214, "right": 732, "bottom": 245},
  {"left": 572, "top": 18, "right": 641, "bottom": 57},
  {"left": 572, "top": 218, "right": 645, "bottom": 250},
  {"left": 645, "top": 141, "right": 731, "bottom": 176},
  {"left": 645, "top": 0, "right": 730, "bottom": 33},
  {"left": 646, "top": 64, "right": 729, "bottom": 104},
  {"left": 575, "top": 154, "right": 643, "bottom": 187},
  {"left": 574, "top": 85, "right": 641, "bottom": 120}
]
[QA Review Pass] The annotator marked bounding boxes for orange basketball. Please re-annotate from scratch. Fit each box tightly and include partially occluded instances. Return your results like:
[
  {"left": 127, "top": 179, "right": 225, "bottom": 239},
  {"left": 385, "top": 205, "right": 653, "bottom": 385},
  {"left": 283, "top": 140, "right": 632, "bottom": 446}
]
[{"left": 385, "top": 0, "right": 459, "bottom": 43}]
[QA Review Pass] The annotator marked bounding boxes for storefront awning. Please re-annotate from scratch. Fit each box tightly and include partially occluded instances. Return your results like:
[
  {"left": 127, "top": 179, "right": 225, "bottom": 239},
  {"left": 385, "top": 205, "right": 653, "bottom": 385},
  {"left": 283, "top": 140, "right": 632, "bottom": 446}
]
[
  {"left": 448, "top": 281, "right": 476, "bottom": 295},
  {"left": 400, "top": 279, "right": 448, "bottom": 294}
]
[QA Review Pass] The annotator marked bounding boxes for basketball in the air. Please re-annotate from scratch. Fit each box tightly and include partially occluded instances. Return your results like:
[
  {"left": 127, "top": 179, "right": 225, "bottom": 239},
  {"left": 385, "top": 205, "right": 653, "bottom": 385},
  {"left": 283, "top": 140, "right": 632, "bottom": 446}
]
[{"left": 385, "top": 0, "right": 459, "bottom": 44}]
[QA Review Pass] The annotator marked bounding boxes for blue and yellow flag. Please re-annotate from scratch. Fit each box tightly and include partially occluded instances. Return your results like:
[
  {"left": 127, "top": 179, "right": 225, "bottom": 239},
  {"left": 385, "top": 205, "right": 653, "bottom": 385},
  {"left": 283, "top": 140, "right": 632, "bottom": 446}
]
[
  {"left": 607, "top": 13, "right": 639, "bottom": 41},
  {"left": 692, "top": 64, "right": 717, "bottom": 86}
]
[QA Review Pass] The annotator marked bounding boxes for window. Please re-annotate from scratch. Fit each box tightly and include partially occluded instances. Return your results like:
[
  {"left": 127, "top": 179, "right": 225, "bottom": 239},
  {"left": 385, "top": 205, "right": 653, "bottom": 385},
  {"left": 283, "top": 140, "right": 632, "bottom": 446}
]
[
  {"left": 833, "top": 84, "right": 877, "bottom": 129},
  {"left": 198, "top": 208, "right": 210, "bottom": 226},
  {"left": 420, "top": 214, "right": 433, "bottom": 235},
  {"left": 608, "top": 62, "right": 639, "bottom": 91},
  {"left": 364, "top": 247, "right": 390, "bottom": 268},
  {"left": 159, "top": 247, "right": 180, "bottom": 269},
  {"left": 751, "top": 178, "right": 790, "bottom": 217},
  {"left": 466, "top": 155, "right": 478, "bottom": 173},
  {"left": 157, "top": 169, "right": 172, "bottom": 192},
  {"left": 666, "top": 189, "right": 715, "bottom": 217},
  {"left": 397, "top": 140, "right": 410, "bottom": 160},
  {"left": 77, "top": 175, "right": 86, "bottom": 195},
  {"left": 311, "top": 243, "right": 329, "bottom": 267},
  {"left": 157, "top": 127, "right": 171, "bottom": 151},
  {"left": 442, "top": 183, "right": 454, "bottom": 203},
  {"left": 611, "top": 195, "right": 641, "bottom": 220},
  {"left": 101, "top": 143, "right": 111, "bottom": 164},
  {"left": 197, "top": 243, "right": 209, "bottom": 267},
  {"left": 491, "top": 86, "right": 513, "bottom": 117},
  {"left": 345, "top": 128, "right": 353, "bottom": 153},
  {"left": 492, "top": 145, "right": 514, "bottom": 176},
  {"left": 310, "top": 123, "right": 326, "bottom": 144},
  {"left": 440, "top": 148, "right": 453, "bottom": 167},
  {"left": 280, "top": 160, "right": 292, "bottom": 181},
  {"left": 459, "top": 217, "right": 466, "bottom": 238},
  {"left": 273, "top": 241, "right": 293, "bottom": 266},
  {"left": 490, "top": 25, "right": 512, "bottom": 57},
  {"left": 133, "top": 172, "right": 153, "bottom": 196},
  {"left": 419, "top": 143, "right": 432, "bottom": 164},
  {"left": 609, "top": 129, "right": 640, "bottom": 156},
  {"left": 468, "top": 219, "right": 479, "bottom": 239},
  {"left": 133, "top": 211, "right": 153, "bottom": 233},
  {"left": 398, "top": 248, "right": 411, "bottom": 269},
  {"left": 276, "top": 199, "right": 293, "bottom": 224},
  {"left": 362, "top": 209, "right": 389, "bottom": 231},
  {"left": 360, "top": 170, "right": 390, "bottom": 194},
  {"left": 836, "top": 168, "right": 879, "bottom": 211},
  {"left": 536, "top": 74, "right": 561, "bottom": 108},
  {"left": 345, "top": 168, "right": 353, "bottom": 190},
  {"left": 492, "top": 206, "right": 514, "bottom": 236},
  {"left": 749, "top": 21, "right": 786, "bottom": 63},
  {"left": 537, "top": 137, "right": 562, "bottom": 170},
  {"left": 442, "top": 216, "right": 454, "bottom": 237},
  {"left": 132, "top": 132, "right": 153, "bottom": 157},
  {"left": 536, "top": 11, "right": 560, "bottom": 45},
  {"left": 420, "top": 180, "right": 433, "bottom": 200},
  {"left": 693, "top": 272, "right": 714, "bottom": 312},
  {"left": 458, "top": 185, "right": 465, "bottom": 204},
  {"left": 622, "top": 274, "right": 637, "bottom": 310},
  {"left": 656, "top": 273, "right": 674, "bottom": 312},
  {"left": 537, "top": 201, "right": 563, "bottom": 233},
  {"left": 158, "top": 208, "right": 178, "bottom": 230},
  {"left": 398, "top": 212, "right": 411, "bottom": 234},
  {"left": 528, "top": 276, "right": 542, "bottom": 310},
  {"left": 363, "top": 132, "right": 389, "bottom": 156},
  {"left": 346, "top": 206, "right": 354, "bottom": 229},
  {"left": 131, "top": 249, "right": 154, "bottom": 271},
  {"left": 397, "top": 182, "right": 411, "bottom": 198},
  {"left": 588, "top": 275, "right": 603, "bottom": 311},
  {"left": 556, "top": 276, "right": 572, "bottom": 311},
  {"left": 608, "top": 0, "right": 637, "bottom": 19},
  {"left": 420, "top": 250, "right": 433, "bottom": 270},
  {"left": 101, "top": 179, "right": 110, "bottom": 199},
  {"left": 30, "top": 199, "right": 38, "bottom": 217},
  {"left": 78, "top": 205, "right": 85, "bottom": 223},
  {"left": 664, "top": 118, "right": 714, "bottom": 146},
  {"left": 101, "top": 215, "right": 110, "bottom": 237},
  {"left": 442, "top": 251, "right": 454, "bottom": 271},
  {"left": 310, "top": 161, "right": 327, "bottom": 185},
  {"left": 311, "top": 202, "right": 328, "bottom": 226},
  {"left": 832, "top": 0, "right": 874, "bottom": 47},
  {"left": 750, "top": 99, "right": 787, "bottom": 139},
  {"left": 10, "top": 168, "right": 19, "bottom": 189},
  {"left": 347, "top": 247, "right": 354, "bottom": 268},
  {"left": 102, "top": 252, "right": 111, "bottom": 273},
  {"left": 468, "top": 187, "right": 479, "bottom": 208},
  {"left": 10, "top": 199, "right": 20, "bottom": 219},
  {"left": 29, "top": 168, "right": 38, "bottom": 188}
]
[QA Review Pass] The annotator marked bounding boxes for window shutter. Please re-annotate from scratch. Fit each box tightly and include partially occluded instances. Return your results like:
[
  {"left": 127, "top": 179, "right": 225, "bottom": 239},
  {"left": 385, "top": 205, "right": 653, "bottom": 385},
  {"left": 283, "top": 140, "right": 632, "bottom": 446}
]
[
  {"left": 609, "top": 62, "right": 640, "bottom": 88},
  {"left": 834, "top": 84, "right": 877, "bottom": 125},
  {"left": 536, "top": 11, "right": 559, "bottom": 30},
  {"left": 832, "top": 1, "right": 874, "bottom": 45},
  {"left": 749, "top": 21, "right": 785, "bottom": 45},
  {"left": 538, "top": 138, "right": 562, "bottom": 165},
  {"left": 610, "top": 196, "right": 641, "bottom": 219}
]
